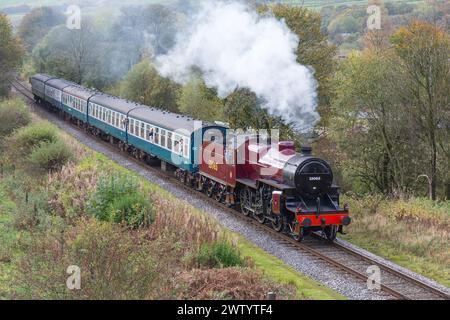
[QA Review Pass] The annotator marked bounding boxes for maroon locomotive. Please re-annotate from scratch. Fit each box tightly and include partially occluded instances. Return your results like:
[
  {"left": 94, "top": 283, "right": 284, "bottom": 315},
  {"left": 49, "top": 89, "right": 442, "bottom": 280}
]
[{"left": 178, "top": 132, "right": 351, "bottom": 242}]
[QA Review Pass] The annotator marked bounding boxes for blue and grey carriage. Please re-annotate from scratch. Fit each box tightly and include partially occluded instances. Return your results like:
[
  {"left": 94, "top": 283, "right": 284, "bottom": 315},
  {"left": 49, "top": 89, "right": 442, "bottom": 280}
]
[{"left": 29, "top": 74, "right": 227, "bottom": 173}]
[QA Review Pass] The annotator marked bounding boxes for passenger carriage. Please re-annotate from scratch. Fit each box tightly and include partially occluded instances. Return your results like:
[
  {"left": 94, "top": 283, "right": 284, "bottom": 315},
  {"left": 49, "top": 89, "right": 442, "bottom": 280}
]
[
  {"left": 62, "top": 85, "right": 97, "bottom": 123},
  {"left": 45, "top": 78, "right": 76, "bottom": 110}
]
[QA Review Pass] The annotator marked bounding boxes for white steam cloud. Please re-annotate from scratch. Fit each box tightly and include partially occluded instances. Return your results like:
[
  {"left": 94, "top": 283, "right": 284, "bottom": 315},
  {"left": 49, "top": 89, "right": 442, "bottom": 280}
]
[{"left": 156, "top": 1, "right": 319, "bottom": 130}]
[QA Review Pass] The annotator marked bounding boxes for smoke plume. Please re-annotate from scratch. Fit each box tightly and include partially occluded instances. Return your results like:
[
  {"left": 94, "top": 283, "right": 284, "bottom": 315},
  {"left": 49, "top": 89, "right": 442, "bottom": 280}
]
[{"left": 156, "top": 1, "right": 319, "bottom": 131}]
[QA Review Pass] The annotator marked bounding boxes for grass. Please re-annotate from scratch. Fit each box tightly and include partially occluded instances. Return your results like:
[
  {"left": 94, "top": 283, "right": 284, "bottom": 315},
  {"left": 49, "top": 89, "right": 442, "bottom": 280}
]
[
  {"left": 85, "top": 153, "right": 345, "bottom": 299},
  {"left": 340, "top": 195, "right": 450, "bottom": 287},
  {"left": 0, "top": 109, "right": 344, "bottom": 299},
  {"left": 0, "top": 183, "right": 21, "bottom": 299}
]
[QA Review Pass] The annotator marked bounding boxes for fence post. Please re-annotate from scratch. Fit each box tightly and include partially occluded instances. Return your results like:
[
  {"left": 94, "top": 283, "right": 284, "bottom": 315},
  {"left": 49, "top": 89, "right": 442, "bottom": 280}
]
[{"left": 267, "top": 292, "right": 276, "bottom": 300}]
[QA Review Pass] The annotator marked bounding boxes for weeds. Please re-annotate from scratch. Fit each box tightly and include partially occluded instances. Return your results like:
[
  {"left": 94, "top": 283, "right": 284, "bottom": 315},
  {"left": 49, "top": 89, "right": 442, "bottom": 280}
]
[
  {"left": 341, "top": 194, "right": 450, "bottom": 286},
  {"left": 87, "top": 174, "right": 155, "bottom": 228},
  {"left": 28, "top": 140, "right": 74, "bottom": 172},
  {"left": 0, "top": 98, "right": 31, "bottom": 137},
  {"left": 195, "top": 241, "right": 245, "bottom": 268}
]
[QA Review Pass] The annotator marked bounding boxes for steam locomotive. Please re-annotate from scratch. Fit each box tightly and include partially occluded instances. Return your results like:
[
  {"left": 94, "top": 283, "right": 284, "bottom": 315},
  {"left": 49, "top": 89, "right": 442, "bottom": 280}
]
[{"left": 30, "top": 73, "right": 350, "bottom": 242}]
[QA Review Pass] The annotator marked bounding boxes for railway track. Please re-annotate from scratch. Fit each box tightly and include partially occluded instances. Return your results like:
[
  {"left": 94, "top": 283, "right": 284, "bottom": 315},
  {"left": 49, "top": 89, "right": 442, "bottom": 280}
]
[{"left": 11, "top": 79, "right": 450, "bottom": 300}]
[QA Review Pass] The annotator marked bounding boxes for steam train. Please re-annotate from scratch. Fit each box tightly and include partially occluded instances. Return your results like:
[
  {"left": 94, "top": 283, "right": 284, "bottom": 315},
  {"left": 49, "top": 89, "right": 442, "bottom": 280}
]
[{"left": 30, "top": 74, "right": 350, "bottom": 242}]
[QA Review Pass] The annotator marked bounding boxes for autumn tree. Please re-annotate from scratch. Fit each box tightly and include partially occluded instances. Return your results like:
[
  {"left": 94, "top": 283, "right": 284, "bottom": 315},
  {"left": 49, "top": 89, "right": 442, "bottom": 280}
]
[
  {"left": 178, "top": 75, "right": 225, "bottom": 122},
  {"left": 17, "top": 7, "right": 64, "bottom": 52},
  {"left": 0, "top": 13, "right": 24, "bottom": 97},
  {"left": 364, "top": 0, "right": 393, "bottom": 53},
  {"left": 32, "top": 20, "right": 100, "bottom": 85},
  {"left": 119, "top": 59, "right": 180, "bottom": 112},
  {"left": 391, "top": 21, "right": 450, "bottom": 199},
  {"left": 259, "top": 4, "right": 337, "bottom": 108},
  {"left": 330, "top": 50, "right": 421, "bottom": 194}
]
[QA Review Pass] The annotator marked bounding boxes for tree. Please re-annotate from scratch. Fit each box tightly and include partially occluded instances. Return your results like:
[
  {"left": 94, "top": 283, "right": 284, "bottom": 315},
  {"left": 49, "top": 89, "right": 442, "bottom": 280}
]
[
  {"left": 391, "top": 21, "right": 450, "bottom": 200},
  {"left": 364, "top": 0, "right": 393, "bottom": 52},
  {"left": 259, "top": 4, "right": 337, "bottom": 108},
  {"left": 119, "top": 59, "right": 180, "bottom": 112},
  {"left": 0, "top": 13, "right": 24, "bottom": 97},
  {"left": 223, "top": 88, "right": 296, "bottom": 142},
  {"left": 142, "top": 4, "right": 179, "bottom": 55},
  {"left": 17, "top": 7, "right": 64, "bottom": 52},
  {"left": 178, "top": 75, "right": 225, "bottom": 122},
  {"left": 330, "top": 50, "right": 418, "bottom": 194},
  {"left": 32, "top": 20, "right": 100, "bottom": 85}
]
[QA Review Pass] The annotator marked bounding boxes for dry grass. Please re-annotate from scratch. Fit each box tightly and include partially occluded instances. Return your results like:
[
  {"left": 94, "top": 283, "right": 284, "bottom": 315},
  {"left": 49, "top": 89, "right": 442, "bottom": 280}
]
[
  {"left": 341, "top": 195, "right": 450, "bottom": 286},
  {"left": 150, "top": 197, "right": 222, "bottom": 246},
  {"left": 46, "top": 164, "right": 99, "bottom": 222},
  {"left": 173, "top": 267, "right": 296, "bottom": 300}
]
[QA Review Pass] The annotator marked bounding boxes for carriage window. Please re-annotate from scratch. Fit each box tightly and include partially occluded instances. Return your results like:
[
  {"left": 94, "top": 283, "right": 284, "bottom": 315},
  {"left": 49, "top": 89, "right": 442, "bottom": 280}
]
[
  {"left": 167, "top": 132, "right": 172, "bottom": 150},
  {"left": 121, "top": 115, "right": 125, "bottom": 129},
  {"left": 111, "top": 112, "right": 115, "bottom": 126},
  {"left": 174, "top": 135, "right": 181, "bottom": 154},
  {"left": 129, "top": 119, "right": 134, "bottom": 134},
  {"left": 140, "top": 123, "right": 145, "bottom": 138},
  {"left": 154, "top": 128, "right": 160, "bottom": 145},
  {"left": 183, "top": 139, "right": 189, "bottom": 158},
  {"left": 134, "top": 121, "right": 139, "bottom": 136},
  {"left": 160, "top": 130, "right": 166, "bottom": 148},
  {"left": 146, "top": 125, "right": 151, "bottom": 141},
  {"left": 107, "top": 110, "right": 111, "bottom": 124}
]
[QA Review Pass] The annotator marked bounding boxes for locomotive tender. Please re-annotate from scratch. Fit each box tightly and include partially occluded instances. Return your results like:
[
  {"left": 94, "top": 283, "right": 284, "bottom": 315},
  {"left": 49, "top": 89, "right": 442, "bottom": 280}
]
[{"left": 30, "top": 74, "right": 350, "bottom": 242}]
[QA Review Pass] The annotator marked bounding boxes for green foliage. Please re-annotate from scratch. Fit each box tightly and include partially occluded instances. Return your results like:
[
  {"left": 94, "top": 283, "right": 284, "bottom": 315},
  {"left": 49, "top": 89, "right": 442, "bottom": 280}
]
[
  {"left": 10, "top": 123, "right": 58, "bottom": 155},
  {"left": 15, "top": 220, "right": 158, "bottom": 299},
  {"left": 328, "top": 12, "right": 363, "bottom": 35},
  {"left": 119, "top": 59, "right": 180, "bottom": 112},
  {"left": 32, "top": 21, "right": 101, "bottom": 85},
  {"left": 17, "top": 6, "right": 64, "bottom": 52},
  {"left": 108, "top": 192, "right": 154, "bottom": 228},
  {"left": 28, "top": 140, "right": 74, "bottom": 172},
  {"left": 178, "top": 75, "right": 225, "bottom": 122},
  {"left": 87, "top": 174, "right": 155, "bottom": 228},
  {"left": 0, "top": 98, "right": 31, "bottom": 137},
  {"left": 196, "top": 241, "right": 245, "bottom": 269},
  {"left": 0, "top": 13, "right": 24, "bottom": 97},
  {"left": 259, "top": 4, "right": 337, "bottom": 107},
  {"left": 224, "top": 88, "right": 260, "bottom": 131}
]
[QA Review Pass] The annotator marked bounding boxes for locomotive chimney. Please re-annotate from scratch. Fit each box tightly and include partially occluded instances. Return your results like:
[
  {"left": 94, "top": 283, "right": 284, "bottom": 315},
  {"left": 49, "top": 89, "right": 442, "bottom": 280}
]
[{"left": 301, "top": 146, "right": 312, "bottom": 156}]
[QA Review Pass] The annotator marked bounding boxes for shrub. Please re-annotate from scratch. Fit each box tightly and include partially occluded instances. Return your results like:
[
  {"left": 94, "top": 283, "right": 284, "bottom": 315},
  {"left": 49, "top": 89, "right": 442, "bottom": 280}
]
[
  {"left": 87, "top": 174, "right": 155, "bottom": 228},
  {"left": 10, "top": 123, "right": 58, "bottom": 155},
  {"left": 28, "top": 140, "right": 74, "bottom": 172},
  {"left": 0, "top": 98, "right": 31, "bottom": 137},
  {"left": 195, "top": 241, "right": 245, "bottom": 268},
  {"left": 108, "top": 192, "right": 154, "bottom": 228},
  {"left": 14, "top": 220, "right": 158, "bottom": 299}
]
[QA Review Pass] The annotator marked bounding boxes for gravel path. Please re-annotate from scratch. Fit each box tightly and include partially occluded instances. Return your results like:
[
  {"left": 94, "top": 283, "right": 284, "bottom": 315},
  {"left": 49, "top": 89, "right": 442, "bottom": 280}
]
[{"left": 17, "top": 88, "right": 448, "bottom": 300}]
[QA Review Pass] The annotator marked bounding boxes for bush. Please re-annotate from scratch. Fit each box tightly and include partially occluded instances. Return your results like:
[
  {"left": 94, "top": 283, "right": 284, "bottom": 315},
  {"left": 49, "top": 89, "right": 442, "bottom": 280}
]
[
  {"left": 28, "top": 140, "right": 74, "bottom": 172},
  {"left": 87, "top": 174, "right": 155, "bottom": 228},
  {"left": 11, "top": 123, "right": 58, "bottom": 154},
  {"left": 195, "top": 241, "right": 245, "bottom": 268},
  {"left": 0, "top": 98, "right": 31, "bottom": 137},
  {"left": 108, "top": 192, "right": 154, "bottom": 228},
  {"left": 14, "top": 220, "right": 158, "bottom": 299}
]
